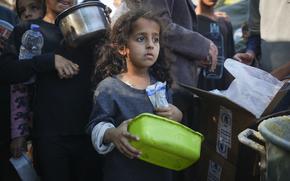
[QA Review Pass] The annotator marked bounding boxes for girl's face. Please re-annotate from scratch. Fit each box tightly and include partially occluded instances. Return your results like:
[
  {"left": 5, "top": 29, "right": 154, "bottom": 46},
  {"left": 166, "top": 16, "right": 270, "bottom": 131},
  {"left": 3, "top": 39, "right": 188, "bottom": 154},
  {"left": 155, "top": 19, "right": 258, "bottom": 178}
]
[
  {"left": 123, "top": 18, "right": 160, "bottom": 71},
  {"left": 46, "top": 0, "right": 75, "bottom": 15},
  {"left": 18, "top": 0, "right": 43, "bottom": 21},
  {"left": 200, "top": 0, "right": 218, "bottom": 7}
]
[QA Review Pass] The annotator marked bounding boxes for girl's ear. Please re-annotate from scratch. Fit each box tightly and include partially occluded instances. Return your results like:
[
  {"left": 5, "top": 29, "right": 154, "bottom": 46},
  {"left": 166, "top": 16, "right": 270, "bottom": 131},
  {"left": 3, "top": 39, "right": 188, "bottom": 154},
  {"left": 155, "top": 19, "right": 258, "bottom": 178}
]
[{"left": 118, "top": 46, "right": 127, "bottom": 56}]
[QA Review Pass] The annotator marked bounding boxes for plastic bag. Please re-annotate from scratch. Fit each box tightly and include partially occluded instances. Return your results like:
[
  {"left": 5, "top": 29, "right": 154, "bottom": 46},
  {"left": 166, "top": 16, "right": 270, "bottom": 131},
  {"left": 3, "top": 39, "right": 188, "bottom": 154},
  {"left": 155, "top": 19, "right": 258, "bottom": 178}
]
[
  {"left": 10, "top": 153, "right": 40, "bottom": 181},
  {"left": 210, "top": 59, "right": 284, "bottom": 118},
  {"left": 146, "top": 81, "right": 169, "bottom": 109}
]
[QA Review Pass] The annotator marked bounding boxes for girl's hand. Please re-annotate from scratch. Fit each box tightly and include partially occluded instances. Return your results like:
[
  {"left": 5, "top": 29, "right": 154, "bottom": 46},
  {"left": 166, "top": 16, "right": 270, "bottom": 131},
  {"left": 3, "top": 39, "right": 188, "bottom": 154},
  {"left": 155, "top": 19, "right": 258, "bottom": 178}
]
[
  {"left": 155, "top": 104, "right": 183, "bottom": 122},
  {"left": 104, "top": 119, "right": 141, "bottom": 159},
  {"left": 10, "top": 136, "right": 27, "bottom": 158}
]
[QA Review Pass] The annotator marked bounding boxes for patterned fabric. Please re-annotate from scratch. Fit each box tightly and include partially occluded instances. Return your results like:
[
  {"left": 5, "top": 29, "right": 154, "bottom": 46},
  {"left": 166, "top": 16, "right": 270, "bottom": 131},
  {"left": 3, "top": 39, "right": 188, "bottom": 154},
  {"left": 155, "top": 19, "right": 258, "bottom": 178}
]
[{"left": 10, "top": 84, "right": 30, "bottom": 139}]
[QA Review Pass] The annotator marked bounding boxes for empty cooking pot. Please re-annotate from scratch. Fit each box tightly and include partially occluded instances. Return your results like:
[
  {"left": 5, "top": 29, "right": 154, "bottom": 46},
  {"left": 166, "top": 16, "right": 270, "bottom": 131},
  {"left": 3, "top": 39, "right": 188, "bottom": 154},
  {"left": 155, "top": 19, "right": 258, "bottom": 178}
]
[
  {"left": 55, "top": 1, "right": 110, "bottom": 46},
  {"left": 238, "top": 113, "right": 290, "bottom": 181}
]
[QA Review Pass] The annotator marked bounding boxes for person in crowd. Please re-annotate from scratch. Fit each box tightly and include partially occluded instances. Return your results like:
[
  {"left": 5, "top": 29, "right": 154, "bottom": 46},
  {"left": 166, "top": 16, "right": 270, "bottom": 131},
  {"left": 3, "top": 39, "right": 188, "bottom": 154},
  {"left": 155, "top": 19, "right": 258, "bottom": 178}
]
[
  {"left": 233, "top": 0, "right": 290, "bottom": 72},
  {"left": 195, "top": 0, "right": 235, "bottom": 91},
  {"left": 0, "top": 4, "right": 21, "bottom": 181},
  {"left": 233, "top": 0, "right": 260, "bottom": 66},
  {"left": 87, "top": 9, "right": 182, "bottom": 181},
  {"left": 235, "top": 22, "right": 249, "bottom": 54},
  {"left": 113, "top": 1, "right": 218, "bottom": 181},
  {"left": 112, "top": 0, "right": 218, "bottom": 131},
  {"left": 9, "top": 0, "right": 46, "bottom": 160},
  {"left": 233, "top": 0, "right": 290, "bottom": 111},
  {"left": 15, "top": 0, "right": 45, "bottom": 21},
  {"left": 1, "top": 0, "right": 104, "bottom": 180}
]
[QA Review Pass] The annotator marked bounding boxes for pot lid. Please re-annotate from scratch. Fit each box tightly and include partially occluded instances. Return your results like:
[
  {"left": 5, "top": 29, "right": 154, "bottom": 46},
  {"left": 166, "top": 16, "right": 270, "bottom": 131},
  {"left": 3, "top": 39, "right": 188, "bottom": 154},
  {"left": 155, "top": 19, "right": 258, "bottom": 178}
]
[
  {"left": 55, "top": 1, "right": 106, "bottom": 26},
  {"left": 258, "top": 115, "right": 290, "bottom": 151}
]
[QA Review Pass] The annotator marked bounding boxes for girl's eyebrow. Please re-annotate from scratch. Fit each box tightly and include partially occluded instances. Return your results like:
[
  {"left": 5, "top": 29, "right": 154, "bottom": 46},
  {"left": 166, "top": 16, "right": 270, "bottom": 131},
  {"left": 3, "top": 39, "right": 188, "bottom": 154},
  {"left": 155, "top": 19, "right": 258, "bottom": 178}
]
[{"left": 134, "top": 32, "right": 160, "bottom": 36}]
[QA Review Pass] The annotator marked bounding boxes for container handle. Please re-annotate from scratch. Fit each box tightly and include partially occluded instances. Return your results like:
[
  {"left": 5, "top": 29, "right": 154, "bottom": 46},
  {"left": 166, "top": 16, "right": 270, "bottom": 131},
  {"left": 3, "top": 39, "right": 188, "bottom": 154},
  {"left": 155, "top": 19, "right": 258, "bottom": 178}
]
[
  {"left": 238, "top": 128, "right": 266, "bottom": 154},
  {"left": 238, "top": 129, "right": 267, "bottom": 181}
]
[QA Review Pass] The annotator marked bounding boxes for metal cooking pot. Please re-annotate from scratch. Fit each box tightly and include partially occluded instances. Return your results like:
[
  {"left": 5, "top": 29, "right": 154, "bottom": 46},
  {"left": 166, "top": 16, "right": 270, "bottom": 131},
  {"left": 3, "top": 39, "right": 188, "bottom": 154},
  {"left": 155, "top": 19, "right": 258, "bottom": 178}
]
[
  {"left": 55, "top": 1, "right": 110, "bottom": 46},
  {"left": 238, "top": 112, "right": 290, "bottom": 181}
]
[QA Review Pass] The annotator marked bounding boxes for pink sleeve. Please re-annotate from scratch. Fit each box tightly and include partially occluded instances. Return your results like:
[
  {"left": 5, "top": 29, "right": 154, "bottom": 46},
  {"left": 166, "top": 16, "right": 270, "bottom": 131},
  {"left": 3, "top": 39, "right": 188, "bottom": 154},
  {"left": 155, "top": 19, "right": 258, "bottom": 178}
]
[{"left": 10, "top": 84, "right": 30, "bottom": 139}]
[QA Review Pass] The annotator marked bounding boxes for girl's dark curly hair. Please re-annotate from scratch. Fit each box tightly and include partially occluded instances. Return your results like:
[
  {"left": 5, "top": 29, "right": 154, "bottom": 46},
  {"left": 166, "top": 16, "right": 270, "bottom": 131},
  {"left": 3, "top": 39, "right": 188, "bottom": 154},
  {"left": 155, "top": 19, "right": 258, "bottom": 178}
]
[{"left": 94, "top": 8, "right": 172, "bottom": 87}]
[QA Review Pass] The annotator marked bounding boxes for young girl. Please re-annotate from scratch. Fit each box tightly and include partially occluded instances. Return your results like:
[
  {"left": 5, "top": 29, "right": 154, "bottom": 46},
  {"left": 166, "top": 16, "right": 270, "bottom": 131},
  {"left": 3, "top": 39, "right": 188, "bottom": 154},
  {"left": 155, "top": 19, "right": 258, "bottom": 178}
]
[
  {"left": 10, "top": 0, "right": 45, "bottom": 159},
  {"left": 87, "top": 9, "right": 183, "bottom": 181}
]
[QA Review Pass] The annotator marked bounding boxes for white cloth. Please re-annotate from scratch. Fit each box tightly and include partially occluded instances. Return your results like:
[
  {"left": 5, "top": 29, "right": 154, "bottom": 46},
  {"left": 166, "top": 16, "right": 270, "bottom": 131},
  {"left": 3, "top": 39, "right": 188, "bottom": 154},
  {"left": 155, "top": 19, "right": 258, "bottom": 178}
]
[
  {"left": 91, "top": 122, "right": 115, "bottom": 154},
  {"left": 259, "top": 0, "right": 290, "bottom": 71}
]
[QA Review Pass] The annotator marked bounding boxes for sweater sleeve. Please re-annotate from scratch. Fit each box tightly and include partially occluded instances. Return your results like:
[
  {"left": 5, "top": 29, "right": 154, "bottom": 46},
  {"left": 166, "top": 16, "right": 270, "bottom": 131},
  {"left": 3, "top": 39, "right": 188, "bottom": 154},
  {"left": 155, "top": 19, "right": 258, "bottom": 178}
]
[
  {"left": 0, "top": 52, "right": 55, "bottom": 84},
  {"left": 86, "top": 82, "right": 117, "bottom": 134},
  {"left": 150, "top": 0, "right": 210, "bottom": 60},
  {"left": 10, "top": 84, "right": 30, "bottom": 139},
  {"left": 91, "top": 122, "right": 115, "bottom": 154}
]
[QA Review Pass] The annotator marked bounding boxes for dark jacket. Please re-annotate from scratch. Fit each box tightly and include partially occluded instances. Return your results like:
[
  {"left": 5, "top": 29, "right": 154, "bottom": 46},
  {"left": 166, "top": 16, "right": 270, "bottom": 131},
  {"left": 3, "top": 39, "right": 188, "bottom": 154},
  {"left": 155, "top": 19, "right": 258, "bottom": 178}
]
[
  {"left": 139, "top": 0, "right": 210, "bottom": 86},
  {"left": 1, "top": 19, "right": 96, "bottom": 137},
  {"left": 0, "top": 5, "right": 19, "bottom": 146}
]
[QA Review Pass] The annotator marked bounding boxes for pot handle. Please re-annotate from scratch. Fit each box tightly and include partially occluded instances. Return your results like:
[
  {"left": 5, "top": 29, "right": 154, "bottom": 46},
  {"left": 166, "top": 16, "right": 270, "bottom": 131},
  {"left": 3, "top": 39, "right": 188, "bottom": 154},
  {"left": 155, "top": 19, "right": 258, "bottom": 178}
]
[
  {"left": 238, "top": 128, "right": 266, "bottom": 154},
  {"left": 82, "top": 1, "right": 112, "bottom": 23}
]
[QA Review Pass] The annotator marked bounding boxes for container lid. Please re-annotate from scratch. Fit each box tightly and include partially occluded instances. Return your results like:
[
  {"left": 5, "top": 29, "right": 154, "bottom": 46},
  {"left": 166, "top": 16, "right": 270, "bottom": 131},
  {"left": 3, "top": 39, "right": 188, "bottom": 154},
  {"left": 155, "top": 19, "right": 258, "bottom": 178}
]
[
  {"left": 30, "top": 24, "right": 40, "bottom": 31},
  {"left": 258, "top": 115, "right": 290, "bottom": 151},
  {"left": 0, "top": 19, "right": 14, "bottom": 30},
  {"left": 55, "top": 1, "right": 106, "bottom": 26}
]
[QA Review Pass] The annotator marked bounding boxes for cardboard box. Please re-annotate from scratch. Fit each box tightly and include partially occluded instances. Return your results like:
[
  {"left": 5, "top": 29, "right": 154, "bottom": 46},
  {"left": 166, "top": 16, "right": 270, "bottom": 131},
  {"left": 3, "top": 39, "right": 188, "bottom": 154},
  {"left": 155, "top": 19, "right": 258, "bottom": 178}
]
[
  {"left": 195, "top": 143, "right": 236, "bottom": 181},
  {"left": 179, "top": 82, "right": 289, "bottom": 165},
  {"left": 185, "top": 143, "right": 261, "bottom": 181}
]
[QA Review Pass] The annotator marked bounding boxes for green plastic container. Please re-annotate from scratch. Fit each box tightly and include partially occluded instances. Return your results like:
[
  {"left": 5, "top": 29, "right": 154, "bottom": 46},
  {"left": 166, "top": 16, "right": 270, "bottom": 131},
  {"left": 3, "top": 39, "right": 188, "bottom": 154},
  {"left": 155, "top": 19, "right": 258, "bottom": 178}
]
[{"left": 128, "top": 113, "right": 204, "bottom": 171}]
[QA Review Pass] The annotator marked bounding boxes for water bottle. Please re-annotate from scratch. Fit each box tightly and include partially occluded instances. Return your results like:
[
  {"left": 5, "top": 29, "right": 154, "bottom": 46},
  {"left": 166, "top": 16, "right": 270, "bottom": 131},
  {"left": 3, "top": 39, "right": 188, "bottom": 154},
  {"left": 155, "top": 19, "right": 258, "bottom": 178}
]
[
  {"left": 19, "top": 24, "right": 44, "bottom": 84},
  {"left": 203, "top": 23, "right": 224, "bottom": 79}
]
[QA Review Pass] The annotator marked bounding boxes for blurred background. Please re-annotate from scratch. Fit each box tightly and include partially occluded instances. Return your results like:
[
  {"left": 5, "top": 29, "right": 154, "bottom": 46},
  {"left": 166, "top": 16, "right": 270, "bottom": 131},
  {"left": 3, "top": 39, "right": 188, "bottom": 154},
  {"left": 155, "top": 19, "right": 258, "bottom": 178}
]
[{"left": 0, "top": 0, "right": 248, "bottom": 62}]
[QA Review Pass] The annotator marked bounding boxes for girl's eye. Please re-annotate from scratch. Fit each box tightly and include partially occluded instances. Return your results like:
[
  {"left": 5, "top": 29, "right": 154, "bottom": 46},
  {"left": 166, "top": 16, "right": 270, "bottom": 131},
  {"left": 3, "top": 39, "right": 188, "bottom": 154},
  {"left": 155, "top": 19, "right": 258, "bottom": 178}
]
[
  {"left": 18, "top": 8, "right": 25, "bottom": 15},
  {"left": 153, "top": 37, "right": 159, "bottom": 43},
  {"left": 31, "top": 5, "right": 40, "bottom": 10},
  {"left": 136, "top": 36, "right": 145, "bottom": 42}
]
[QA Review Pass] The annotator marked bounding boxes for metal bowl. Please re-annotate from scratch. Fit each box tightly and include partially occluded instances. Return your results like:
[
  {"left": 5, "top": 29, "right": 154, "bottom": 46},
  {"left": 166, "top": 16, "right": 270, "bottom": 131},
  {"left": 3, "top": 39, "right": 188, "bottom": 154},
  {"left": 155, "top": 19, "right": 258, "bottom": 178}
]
[{"left": 55, "top": 1, "right": 110, "bottom": 46}]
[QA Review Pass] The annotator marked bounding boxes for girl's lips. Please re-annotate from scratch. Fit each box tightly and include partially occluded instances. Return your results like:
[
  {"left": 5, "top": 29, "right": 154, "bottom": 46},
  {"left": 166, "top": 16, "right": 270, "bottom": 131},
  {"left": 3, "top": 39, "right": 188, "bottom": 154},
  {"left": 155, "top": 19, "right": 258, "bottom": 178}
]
[{"left": 145, "top": 53, "right": 154, "bottom": 59}]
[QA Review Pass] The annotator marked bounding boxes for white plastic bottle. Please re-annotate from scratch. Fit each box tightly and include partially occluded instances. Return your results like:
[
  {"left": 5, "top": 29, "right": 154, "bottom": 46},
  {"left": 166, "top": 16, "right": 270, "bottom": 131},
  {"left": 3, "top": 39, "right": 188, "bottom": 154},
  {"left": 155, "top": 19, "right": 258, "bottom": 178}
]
[{"left": 19, "top": 24, "right": 44, "bottom": 84}]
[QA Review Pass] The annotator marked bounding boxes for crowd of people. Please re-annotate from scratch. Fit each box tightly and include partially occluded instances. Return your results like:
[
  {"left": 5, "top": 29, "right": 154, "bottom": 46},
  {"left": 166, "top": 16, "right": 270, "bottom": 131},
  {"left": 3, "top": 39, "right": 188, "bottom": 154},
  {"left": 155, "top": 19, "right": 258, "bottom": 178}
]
[{"left": 0, "top": 0, "right": 289, "bottom": 181}]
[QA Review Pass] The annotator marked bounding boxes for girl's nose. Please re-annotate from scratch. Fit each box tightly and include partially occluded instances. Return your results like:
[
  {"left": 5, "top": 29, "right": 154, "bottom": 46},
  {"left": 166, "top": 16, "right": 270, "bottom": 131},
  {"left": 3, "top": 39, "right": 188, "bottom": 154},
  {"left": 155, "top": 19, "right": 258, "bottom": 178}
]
[
  {"left": 23, "top": 11, "right": 32, "bottom": 20},
  {"left": 146, "top": 40, "right": 154, "bottom": 49}
]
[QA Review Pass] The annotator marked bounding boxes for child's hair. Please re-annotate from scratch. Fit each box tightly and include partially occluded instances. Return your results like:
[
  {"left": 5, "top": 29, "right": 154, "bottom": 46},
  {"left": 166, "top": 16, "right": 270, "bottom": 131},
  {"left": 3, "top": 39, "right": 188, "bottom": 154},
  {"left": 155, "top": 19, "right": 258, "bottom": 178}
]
[
  {"left": 94, "top": 8, "right": 172, "bottom": 87},
  {"left": 15, "top": 0, "right": 46, "bottom": 19}
]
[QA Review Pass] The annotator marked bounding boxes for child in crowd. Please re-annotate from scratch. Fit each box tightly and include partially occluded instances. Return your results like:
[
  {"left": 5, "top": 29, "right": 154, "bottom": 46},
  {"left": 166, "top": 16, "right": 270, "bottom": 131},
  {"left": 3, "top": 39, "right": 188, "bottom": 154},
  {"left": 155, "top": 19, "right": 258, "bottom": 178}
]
[
  {"left": 16, "top": 0, "right": 45, "bottom": 21},
  {"left": 10, "top": 0, "right": 45, "bottom": 159},
  {"left": 3, "top": 0, "right": 103, "bottom": 180},
  {"left": 87, "top": 9, "right": 182, "bottom": 181},
  {"left": 235, "top": 22, "right": 249, "bottom": 53},
  {"left": 195, "top": 0, "right": 235, "bottom": 91}
]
